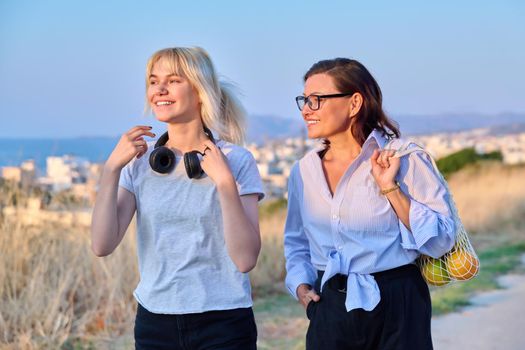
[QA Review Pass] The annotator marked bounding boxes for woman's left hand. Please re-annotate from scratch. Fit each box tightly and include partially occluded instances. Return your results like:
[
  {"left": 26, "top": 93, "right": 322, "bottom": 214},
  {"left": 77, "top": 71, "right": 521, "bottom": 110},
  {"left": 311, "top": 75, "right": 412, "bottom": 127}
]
[
  {"left": 200, "top": 140, "right": 235, "bottom": 187},
  {"left": 370, "top": 148, "right": 401, "bottom": 189}
]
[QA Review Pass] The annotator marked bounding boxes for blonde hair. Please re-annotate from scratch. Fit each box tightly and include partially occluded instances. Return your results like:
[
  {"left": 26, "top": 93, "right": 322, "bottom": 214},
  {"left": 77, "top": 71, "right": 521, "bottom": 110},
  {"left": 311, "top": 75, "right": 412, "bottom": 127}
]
[{"left": 145, "top": 47, "right": 246, "bottom": 144}]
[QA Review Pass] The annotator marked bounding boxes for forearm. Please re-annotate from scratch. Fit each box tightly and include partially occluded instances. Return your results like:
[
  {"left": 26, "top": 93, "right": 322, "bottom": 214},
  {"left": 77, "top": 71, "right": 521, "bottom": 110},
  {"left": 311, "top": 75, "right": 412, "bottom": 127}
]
[
  {"left": 284, "top": 203, "right": 318, "bottom": 298},
  {"left": 216, "top": 178, "right": 261, "bottom": 273},
  {"left": 90, "top": 165, "right": 122, "bottom": 256},
  {"left": 384, "top": 185, "right": 411, "bottom": 231}
]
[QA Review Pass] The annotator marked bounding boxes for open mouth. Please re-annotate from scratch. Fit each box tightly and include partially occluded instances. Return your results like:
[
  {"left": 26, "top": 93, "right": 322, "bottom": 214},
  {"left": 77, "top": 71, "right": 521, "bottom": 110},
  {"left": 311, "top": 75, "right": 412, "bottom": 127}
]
[
  {"left": 306, "top": 119, "right": 319, "bottom": 126},
  {"left": 155, "top": 101, "right": 174, "bottom": 106}
]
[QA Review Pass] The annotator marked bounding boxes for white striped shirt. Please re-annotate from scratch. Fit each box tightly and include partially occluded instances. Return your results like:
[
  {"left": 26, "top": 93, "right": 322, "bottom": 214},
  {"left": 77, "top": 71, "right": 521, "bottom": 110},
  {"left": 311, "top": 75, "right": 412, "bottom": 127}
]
[{"left": 284, "top": 129, "right": 455, "bottom": 312}]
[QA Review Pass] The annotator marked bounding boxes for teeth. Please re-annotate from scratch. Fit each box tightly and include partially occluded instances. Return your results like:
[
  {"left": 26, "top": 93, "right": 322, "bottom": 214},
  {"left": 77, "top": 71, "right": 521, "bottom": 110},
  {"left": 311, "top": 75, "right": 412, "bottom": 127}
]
[
  {"left": 306, "top": 120, "right": 319, "bottom": 125},
  {"left": 156, "top": 101, "right": 173, "bottom": 106}
]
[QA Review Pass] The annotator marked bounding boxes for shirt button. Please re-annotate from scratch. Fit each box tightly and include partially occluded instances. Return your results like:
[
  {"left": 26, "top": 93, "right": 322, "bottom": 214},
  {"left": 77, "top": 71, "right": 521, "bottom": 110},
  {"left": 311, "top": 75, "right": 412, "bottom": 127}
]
[
  {"left": 337, "top": 245, "right": 343, "bottom": 251},
  {"left": 332, "top": 214, "right": 339, "bottom": 220}
]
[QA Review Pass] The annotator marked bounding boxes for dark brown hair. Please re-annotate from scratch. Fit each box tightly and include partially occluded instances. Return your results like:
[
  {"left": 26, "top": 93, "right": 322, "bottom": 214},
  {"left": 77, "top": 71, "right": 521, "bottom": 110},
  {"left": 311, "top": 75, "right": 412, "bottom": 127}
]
[{"left": 304, "top": 58, "right": 400, "bottom": 145}]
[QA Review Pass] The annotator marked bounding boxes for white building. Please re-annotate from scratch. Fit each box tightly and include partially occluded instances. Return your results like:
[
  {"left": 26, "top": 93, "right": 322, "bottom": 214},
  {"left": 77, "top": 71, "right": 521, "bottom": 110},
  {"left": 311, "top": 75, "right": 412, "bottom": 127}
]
[
  {"left": 0, "top": 159, "right": 36, "bottom": 189},
  {"left": 42, "top": 155, "right": 91, "bottom": 192},
  {"left": 1, "top": 166, "right": 21, "bottom": 182}
]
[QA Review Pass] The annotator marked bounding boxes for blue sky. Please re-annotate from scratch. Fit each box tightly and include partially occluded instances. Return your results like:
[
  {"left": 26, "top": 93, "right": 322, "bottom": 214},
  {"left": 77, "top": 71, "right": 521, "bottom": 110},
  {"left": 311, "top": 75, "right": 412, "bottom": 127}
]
[{"left": 1, "top": 0, "right": 524, "bottom": 138}]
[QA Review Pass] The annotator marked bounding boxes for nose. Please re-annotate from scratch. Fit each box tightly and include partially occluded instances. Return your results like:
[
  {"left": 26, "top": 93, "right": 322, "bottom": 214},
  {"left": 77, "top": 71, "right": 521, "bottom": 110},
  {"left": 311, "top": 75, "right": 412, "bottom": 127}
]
[
  {"left": 154, "top": 82, "right": 168, "bottom": 95},
  {"left": 301, "top": 104, "right": 314, "bottom": 118}
]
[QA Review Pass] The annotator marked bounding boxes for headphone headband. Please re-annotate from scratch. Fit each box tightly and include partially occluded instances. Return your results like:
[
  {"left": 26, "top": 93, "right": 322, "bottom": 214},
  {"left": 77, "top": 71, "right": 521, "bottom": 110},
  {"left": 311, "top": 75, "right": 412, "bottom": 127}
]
[
  {"left": 203, "top": 126, "right": 216, "bottom": 144},
  {"left": 154, "top": 126, "right": 216, "bottom": 149},
  {"left": 154, "top": 132, "right": 170, "bottom": 149}
]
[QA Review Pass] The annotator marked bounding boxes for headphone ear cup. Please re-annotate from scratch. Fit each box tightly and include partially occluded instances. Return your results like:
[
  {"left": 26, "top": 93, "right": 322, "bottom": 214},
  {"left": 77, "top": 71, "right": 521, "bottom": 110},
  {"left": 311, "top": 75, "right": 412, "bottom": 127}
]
[
  {"left": 149, "top": 146, "right": 176, "bottom": 174},
  {"left": 184, "top": 151, "right": 204, "bottom": 179}
]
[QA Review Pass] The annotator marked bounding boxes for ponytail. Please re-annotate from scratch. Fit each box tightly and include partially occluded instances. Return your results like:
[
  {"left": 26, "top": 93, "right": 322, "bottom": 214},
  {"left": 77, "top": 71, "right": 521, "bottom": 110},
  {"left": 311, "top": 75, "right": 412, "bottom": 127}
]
[{"left": 217, "top": 81, "right": 246, "bottom": 145}]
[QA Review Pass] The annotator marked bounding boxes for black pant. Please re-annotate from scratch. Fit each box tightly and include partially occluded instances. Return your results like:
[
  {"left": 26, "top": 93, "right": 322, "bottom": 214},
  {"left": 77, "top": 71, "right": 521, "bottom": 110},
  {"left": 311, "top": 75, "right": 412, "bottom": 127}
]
[
  {"left": 134, "top": 304, "right": 257, "bottom": 350},
  {"left": 306, "top": 264, "right": 433, "bottom": 350}
]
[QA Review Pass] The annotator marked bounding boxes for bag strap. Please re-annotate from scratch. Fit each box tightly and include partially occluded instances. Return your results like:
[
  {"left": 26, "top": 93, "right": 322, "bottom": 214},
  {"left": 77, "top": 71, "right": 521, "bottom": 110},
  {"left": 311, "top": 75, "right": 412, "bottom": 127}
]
[
  {"left": 383, "top": 139, "right": 445, "bottom": 184},
  {"left": 384, "top": 139, "right": 468, "bottom": 242}
]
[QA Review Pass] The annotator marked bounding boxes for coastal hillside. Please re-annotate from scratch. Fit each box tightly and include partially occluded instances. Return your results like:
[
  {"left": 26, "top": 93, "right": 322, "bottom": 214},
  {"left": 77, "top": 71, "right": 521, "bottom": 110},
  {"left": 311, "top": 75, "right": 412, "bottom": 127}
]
[{"left": 0, "top": 162, "right": 524, "bottom": 349}]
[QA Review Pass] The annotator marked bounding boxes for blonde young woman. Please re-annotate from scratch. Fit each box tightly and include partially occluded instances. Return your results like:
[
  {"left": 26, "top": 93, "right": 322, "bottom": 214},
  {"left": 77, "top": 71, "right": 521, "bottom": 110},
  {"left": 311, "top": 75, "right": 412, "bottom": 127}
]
[{"left": 91, "top": 47, "right": 263, "bottom": 350}]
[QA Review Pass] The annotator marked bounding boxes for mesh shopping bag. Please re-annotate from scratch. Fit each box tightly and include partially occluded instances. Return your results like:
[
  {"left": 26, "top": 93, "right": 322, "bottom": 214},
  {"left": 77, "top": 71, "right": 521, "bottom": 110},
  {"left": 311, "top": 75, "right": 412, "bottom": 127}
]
[{"left": 385, "top": 139, "right": 480, "bottom": 286}]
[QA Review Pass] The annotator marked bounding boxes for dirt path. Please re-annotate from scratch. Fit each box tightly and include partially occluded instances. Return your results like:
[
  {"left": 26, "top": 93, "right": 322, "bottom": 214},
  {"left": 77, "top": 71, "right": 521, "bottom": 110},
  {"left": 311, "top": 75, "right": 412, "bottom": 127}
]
[{"left": 432, "top": 257, "right": 525, "bottom": 350}]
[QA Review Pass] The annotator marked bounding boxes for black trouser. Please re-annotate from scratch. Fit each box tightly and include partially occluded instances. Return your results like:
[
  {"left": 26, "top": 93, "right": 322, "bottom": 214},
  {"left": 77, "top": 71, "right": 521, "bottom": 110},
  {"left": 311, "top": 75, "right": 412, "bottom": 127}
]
[
  {"left": 134, "top": 303, "right": 257, "bottom": 350},
  {"left": 306, "top": 264, "right": 433, "bottom": 350}
]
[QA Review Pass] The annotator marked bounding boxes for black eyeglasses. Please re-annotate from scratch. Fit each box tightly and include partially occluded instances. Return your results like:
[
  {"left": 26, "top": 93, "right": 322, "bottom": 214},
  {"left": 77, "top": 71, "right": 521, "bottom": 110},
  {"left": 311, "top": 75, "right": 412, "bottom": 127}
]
[{"left": 295, "top": 93, "right": 353, "bottom": 111}]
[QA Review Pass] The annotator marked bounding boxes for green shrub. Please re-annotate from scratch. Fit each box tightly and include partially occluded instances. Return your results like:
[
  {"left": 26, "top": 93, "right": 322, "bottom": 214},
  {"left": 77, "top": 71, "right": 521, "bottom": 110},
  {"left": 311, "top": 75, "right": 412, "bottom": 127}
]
[{"left": 436, "top": 148, "right": 503, "bottom": 178}]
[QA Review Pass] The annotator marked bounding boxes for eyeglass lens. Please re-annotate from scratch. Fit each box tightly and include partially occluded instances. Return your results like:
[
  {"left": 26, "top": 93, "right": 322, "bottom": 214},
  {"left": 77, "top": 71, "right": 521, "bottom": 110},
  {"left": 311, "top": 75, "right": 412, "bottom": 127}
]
[{"left": 296, "top": 95, "right": 320, "bottom": 111}]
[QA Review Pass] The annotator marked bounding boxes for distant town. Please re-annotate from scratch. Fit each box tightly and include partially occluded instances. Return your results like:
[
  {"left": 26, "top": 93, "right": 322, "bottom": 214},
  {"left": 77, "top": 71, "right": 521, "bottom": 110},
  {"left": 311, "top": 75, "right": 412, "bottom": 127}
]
[
  {"left": 2, "top": 127, "right": 525, "bottom": 226},
  {"left": 250, "top": 127, "right": 525, "bottom": 198}
]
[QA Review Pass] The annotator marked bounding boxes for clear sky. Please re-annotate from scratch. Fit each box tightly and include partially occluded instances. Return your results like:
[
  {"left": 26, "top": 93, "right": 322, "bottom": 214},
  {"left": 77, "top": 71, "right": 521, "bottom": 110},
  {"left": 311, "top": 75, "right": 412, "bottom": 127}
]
[{"left": 1, "top": 0, "right": 524, "bottom": 138}]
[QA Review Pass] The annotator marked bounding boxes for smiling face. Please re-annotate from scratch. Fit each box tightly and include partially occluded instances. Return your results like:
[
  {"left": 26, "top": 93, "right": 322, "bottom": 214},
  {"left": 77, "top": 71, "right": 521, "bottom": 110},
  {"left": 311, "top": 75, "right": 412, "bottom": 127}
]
[
  {"left": 301, "top": 73, "right": 354, "bottom": 140},
  {"left": 146, "top": 57, "right": 201, "bottom": 123}
]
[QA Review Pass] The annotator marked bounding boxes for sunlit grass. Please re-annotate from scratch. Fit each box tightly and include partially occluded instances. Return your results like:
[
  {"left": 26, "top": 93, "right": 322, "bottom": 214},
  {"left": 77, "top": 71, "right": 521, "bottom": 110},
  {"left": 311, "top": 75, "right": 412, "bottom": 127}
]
[{"left": 0, "top": 217, "right": 138, "bottom": 349}]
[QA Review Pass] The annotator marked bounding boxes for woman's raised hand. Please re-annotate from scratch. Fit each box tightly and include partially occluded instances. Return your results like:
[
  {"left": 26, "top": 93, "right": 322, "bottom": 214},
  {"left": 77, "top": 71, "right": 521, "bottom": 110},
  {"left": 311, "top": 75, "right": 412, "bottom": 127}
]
[
  {"left": 199, "top": 140, "right": 235, "bottom": 187},
  {"left": 106, "top": 126, "right": 156, "bottom": 171},
  {"left": 370, "top": 148, "right": 400, "bottom": 190}
]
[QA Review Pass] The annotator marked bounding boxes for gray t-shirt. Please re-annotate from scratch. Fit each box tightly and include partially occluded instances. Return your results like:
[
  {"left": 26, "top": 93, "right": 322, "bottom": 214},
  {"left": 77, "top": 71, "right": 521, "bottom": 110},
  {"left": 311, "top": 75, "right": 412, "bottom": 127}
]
[{"left": 119, "top": 139, "right": 264, "bottom": 314}]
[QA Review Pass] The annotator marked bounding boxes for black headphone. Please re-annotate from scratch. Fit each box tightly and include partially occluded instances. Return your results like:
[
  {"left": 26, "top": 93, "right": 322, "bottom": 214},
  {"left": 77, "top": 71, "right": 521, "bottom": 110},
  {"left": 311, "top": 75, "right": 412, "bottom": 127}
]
[{"left": 149, "top": 127, "right": 216, "bottom": 178}]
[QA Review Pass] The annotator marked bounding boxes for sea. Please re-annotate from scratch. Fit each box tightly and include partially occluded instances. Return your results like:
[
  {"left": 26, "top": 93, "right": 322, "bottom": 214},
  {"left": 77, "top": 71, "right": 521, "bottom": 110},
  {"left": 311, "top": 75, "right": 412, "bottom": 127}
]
[{"left": 0, "top": 137, "right": 119, "bottom": 173}]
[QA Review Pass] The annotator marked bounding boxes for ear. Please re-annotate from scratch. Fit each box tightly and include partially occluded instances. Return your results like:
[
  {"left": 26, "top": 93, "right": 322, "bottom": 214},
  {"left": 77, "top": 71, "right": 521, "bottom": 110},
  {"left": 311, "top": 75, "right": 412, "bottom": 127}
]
[
  {"left": 348, "top": 93, "right": 363, "bottom": 118},
  {"left": 192, "top": 86, "right": 202, "bottom": 105}
]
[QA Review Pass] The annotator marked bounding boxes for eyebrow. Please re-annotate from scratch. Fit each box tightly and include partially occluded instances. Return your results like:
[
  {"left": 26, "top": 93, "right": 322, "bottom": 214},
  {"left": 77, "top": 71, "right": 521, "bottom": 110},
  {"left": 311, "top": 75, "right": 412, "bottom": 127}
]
[{"left": 148, "top": 73, "right": 181, "bottom": 79}]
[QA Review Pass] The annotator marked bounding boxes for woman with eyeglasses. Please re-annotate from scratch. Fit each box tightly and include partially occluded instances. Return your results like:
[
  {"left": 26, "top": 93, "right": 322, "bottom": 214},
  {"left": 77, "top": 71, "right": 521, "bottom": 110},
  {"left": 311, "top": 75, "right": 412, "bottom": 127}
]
[
  {"left": 91, "top": 47, "right": 263, "bottom": 350},
  {"left": 284, "top": 58, "right": 455, "bottom": 349}
]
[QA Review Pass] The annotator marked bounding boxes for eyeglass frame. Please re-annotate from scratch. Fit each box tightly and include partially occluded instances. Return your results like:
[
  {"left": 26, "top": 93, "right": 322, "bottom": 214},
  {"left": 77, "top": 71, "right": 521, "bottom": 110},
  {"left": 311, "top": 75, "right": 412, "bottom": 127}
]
[{"left": 295, "top": 93, "right": 354, "bottom": 111}]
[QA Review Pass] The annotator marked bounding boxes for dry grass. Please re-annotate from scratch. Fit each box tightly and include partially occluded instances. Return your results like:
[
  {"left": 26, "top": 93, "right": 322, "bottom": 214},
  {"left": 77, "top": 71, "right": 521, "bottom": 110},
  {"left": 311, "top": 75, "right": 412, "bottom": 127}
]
[
  {"left": 448, "top": 162, "right": 525, "bottom": 234},
  {"left": 0, "top": 219, "right": 138, "bottom": 349},
  {"left": 1, "top": 161, "right": 524, "bottom": 348},
  {"left": 250, "top": 210, "right": 287, "bottom": 296}
]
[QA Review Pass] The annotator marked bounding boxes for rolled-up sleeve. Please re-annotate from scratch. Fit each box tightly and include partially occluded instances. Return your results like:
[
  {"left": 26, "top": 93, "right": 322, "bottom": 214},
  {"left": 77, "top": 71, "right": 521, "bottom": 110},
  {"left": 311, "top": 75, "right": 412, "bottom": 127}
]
[
  {"left": 119, "top": 159, "right": 135, "bottom": 194},
  {"left": 397, "top": 149, "right": 456, "bottom": 258},
  {"left": 284, "top": 164, "right": 318, "bottom": 299},
  {"left": 233, "top": 151, "right": 265, "bottom": 201}
]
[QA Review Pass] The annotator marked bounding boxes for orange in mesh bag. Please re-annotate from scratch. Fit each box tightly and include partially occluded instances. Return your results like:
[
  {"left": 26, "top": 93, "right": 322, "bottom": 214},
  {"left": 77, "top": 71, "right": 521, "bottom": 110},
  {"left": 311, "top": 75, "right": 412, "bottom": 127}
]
[{"left": 386, "top": 139, "right": 480, "bottom": 286}]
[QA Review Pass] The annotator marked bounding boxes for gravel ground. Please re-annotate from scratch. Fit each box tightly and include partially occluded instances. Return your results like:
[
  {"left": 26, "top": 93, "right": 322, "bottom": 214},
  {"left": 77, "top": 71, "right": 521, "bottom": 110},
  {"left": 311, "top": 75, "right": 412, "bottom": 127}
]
[{"left": 432, "top": 256, "right": 525, "bottom": 350}]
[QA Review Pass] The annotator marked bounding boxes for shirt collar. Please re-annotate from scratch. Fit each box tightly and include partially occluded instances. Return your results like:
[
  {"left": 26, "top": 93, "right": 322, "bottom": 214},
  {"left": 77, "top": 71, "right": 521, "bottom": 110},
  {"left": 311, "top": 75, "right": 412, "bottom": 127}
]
[{"left": 363, "top": 129, "right": 389, "bottom": 150}]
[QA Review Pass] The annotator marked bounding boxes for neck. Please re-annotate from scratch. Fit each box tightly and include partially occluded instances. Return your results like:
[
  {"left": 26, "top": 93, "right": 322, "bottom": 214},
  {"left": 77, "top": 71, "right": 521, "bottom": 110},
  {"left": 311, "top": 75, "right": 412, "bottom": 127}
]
[
  {"left": 164, "top": 119, "right": 210, "bottom": 155},
  {"left": 325, "top": 131, "right": 362, "bottom": 161}
]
